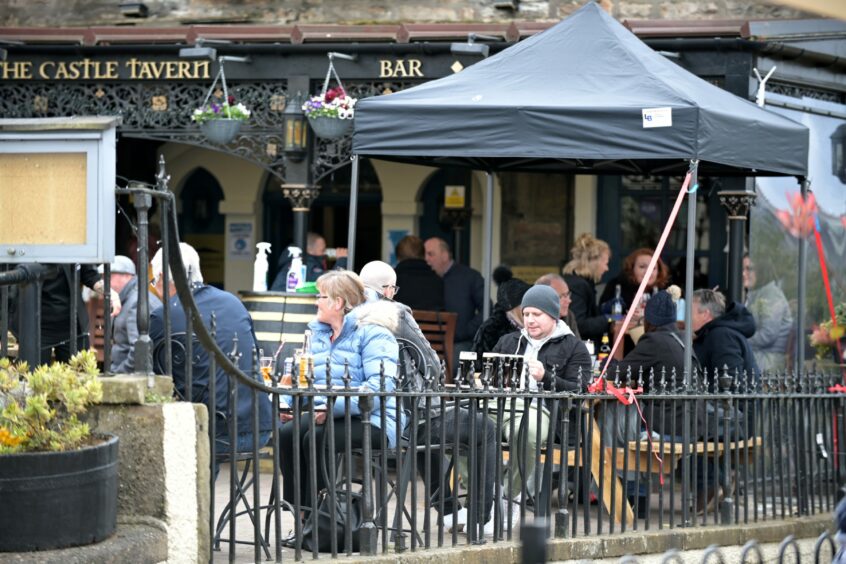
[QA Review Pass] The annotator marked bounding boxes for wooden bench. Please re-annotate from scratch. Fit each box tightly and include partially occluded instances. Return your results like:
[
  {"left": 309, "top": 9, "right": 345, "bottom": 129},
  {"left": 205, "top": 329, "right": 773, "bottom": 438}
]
[
  {"left": 411, "top": 309, "right": 457, "bottom": 380},
  {"left": 528, "top": 414, "right": 762, "bottom": 525},
  {"left": 86, "top": 295, "right": 106, "bottom": 365}
]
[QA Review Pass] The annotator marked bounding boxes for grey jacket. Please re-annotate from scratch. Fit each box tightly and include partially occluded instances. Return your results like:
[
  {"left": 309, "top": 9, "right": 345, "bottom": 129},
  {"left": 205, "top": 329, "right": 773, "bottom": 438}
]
[{"left": 110, "top": 276, "right": 162, "bottom": 374}]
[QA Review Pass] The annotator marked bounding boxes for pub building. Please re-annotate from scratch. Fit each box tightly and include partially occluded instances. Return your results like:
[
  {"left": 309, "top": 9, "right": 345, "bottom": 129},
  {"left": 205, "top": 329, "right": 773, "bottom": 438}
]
[{"left": 0, "top": 18, "right": 843, "bottom": 311}]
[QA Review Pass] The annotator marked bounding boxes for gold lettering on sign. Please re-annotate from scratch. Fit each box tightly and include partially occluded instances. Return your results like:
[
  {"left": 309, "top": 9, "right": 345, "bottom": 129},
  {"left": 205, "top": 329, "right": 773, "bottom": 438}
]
[
  {"left": 10, "top": 58, "right": 209, "bottom": 80},
  {"left": 0, "top": 61, "right": 33, "bottom": 79},
  {"left": 378, "top": 58, "right": 424, "bottom": 79}
]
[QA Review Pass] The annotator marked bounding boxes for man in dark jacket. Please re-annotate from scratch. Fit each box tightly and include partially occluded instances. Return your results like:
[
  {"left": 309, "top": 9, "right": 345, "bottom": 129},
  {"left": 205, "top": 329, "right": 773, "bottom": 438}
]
[
  {"left": 149, "top": 243, "right": 273, "bottom": 466},
  {"left": 393, "top": 235, "right": 444, "bottom": 312},
  {"left": 490, "top": 285, "right": 592, "bottom": 507},
  {"left": 425, "top": 237, "right": 485, "bottom": 363},
  {"left": 102, "top": 255, "right": 162, "bottom": 374},
  {"left": 9, "top": 263, "right": 118, "bottom": 365},
  {"left": 270, "top": 232, "right": 348, "bottom": 290},
  {"left": 691, "top": 288, "right": 760, "bottom": 390},
  {"left": 610, "top": 290, "right": 721, "bottom": 515}
]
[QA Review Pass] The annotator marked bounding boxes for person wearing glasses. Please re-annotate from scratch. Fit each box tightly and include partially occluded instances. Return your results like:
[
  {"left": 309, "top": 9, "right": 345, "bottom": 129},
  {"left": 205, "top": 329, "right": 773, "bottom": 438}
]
[
  {"left": 277, "top": 271, "right": 400, "bottom": 515},
  {"left": 535, "top": 273, "right": 581, "bottom": 340},
  {"left": 359, "top": 260, "right": 498, "bottom": 536},
  {"left": 742, "top": 253, "right": 792, "bottom": 373}
]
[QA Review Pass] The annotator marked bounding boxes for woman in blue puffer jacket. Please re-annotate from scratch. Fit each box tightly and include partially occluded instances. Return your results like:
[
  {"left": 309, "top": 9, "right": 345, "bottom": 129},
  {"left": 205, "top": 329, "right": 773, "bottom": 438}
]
[{"left": 278, "top": 270, "right": 399, "bottom": 511}]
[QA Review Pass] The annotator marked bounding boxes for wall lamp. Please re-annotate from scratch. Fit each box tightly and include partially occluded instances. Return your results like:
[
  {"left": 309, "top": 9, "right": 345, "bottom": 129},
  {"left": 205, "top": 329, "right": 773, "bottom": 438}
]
[
  {"left": 450, "top": 33, "right": 499, "bottom": 58},
  {"left": 119, "top": 2, "right": 149, "bottom": 18},
  {"left": 283, "top": 92, "right": 308, "bottom": 162}
]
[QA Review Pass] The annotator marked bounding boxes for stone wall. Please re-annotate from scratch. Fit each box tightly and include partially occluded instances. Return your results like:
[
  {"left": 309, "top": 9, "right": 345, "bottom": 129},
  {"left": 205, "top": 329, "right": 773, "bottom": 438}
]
[{"left": 0, "top": 0, "right": 811, "bottom": 28}]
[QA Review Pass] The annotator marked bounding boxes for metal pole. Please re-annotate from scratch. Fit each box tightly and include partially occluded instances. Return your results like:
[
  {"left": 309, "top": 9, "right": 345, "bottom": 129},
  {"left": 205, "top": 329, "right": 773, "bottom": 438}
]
[
  {"left": 683, "top": 160, "right": 699, "bottom": 381},
  {"left": 796, "top": 178, "right": 808, "bottom": 376},
  {"left": 482, "top": 172, "right": 494, "bottom": 319},
  {"left": 132, "top": 183, "right": 154, "bottom": 378},
  {"left": 347, "top": 155, "right": 360, "bottom": 271}
]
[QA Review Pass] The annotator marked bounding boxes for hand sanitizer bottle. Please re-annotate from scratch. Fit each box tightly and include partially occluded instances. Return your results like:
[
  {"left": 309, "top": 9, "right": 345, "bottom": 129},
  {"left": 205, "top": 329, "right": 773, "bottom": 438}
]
[
  {"left": 286, "top": 246, "right": 304, "bottom": 292},
  {"left": 252, "top": 242, "right": 272, "bottom": 292}
]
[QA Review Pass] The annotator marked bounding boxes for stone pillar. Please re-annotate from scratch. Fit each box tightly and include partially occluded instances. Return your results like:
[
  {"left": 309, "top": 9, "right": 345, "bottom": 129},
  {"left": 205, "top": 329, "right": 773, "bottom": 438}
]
[
  {"left": 89, "top": 375, "right": 209, "bottom": 563},
  {"left": 282, "top": 183, "right": 320, "bottom": 251},
  {"left": 718, "top": 188, "right": 756, "bottom": 303}
]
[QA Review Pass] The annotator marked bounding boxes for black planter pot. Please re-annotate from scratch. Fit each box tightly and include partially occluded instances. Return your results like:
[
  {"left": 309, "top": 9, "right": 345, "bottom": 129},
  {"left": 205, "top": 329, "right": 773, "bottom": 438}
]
[{"left": 0, "top": 434, "right": 119, "bottom": 552}]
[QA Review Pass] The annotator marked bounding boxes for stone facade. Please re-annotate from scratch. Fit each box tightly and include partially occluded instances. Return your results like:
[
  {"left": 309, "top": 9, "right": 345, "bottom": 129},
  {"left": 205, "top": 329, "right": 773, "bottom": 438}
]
[{"left": 0, "top": 0, "right": 810, "bottom": 27}]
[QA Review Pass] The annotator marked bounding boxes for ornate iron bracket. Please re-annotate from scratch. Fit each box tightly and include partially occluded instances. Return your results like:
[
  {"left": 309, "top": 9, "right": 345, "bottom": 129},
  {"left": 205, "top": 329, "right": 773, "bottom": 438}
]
[
  {"left": 281, "top": 183, "right": 321, "bottom": 211},
  {"left": 718, "top": 190, "right": 757, "bottom": 220}
]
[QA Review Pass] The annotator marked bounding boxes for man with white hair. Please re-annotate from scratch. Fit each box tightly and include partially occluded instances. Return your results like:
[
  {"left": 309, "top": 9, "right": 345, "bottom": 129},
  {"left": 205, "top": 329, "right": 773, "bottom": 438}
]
[
  {"left": 357, "top": 260, "right": 498, "bottom": 536},
  {"left": 149, "top": 243, "right": 273, "bottom": 461},
  {"left": 101, "top": 255, "right": 161, "bottom": 374}
]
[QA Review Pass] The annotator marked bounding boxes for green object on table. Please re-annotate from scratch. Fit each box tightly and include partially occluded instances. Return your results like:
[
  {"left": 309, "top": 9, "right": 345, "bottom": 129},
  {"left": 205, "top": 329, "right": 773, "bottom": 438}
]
[{"left": 296, "top": 282, "right": 318, "bottom": 294}]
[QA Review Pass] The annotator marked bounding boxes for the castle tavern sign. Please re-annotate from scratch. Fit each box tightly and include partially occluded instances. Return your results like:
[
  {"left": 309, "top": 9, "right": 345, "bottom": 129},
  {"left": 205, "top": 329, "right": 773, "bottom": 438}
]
[{"left": 0, "top": 59, "right": 211, "bottom": 81}]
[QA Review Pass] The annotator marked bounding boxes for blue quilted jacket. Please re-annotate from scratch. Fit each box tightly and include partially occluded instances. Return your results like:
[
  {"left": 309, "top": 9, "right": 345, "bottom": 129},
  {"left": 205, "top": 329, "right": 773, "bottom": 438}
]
[{"left": 296, "top": 310, "right": 400, "bottom": 447}]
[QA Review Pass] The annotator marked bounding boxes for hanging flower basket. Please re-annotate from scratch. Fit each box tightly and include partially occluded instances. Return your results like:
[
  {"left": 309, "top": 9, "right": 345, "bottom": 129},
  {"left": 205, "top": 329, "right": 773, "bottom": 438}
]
[
  {"left": 190, "top": 57, "right": 250, "bottom": 145},
  {"left": 307, "top": 115, "right": 353, "bottom": 140},
  {"left": 200, "top": 118, "right": 243, "bottom": 144},
  {"left": 303, "top": 57, "right": 357, "bottom": 140}
]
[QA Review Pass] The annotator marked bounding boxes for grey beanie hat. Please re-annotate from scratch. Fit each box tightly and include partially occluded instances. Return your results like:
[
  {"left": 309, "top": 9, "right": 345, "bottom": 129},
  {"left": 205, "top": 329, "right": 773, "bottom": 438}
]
[
  {"left": 521, "top": 285, "right": 560, "bottom": 321},
  {"left": 645, "top": 290, "right": 676, "bottom": 326}
]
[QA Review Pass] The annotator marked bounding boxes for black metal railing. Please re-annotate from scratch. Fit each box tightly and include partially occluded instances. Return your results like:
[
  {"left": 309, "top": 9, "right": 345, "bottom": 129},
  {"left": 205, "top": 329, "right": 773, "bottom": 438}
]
[{"left": 2, "top": 160, "right": 845, "bottom": 564}]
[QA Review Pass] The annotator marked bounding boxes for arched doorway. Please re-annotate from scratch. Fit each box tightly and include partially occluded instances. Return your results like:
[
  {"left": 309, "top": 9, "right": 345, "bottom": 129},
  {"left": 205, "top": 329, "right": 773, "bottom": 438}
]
[
  {"left": 179, "top": 168, "right": 226, "bottom": 288},
  {"left": 263, "top": 159, "right": 382, "bottom": 282}
]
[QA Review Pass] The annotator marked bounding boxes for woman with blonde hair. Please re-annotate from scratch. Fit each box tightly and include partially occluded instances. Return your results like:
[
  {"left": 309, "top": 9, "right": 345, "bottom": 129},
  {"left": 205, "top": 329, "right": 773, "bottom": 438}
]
[
  {"left": 561, "top": 233, "right": 612, "bottom": 342},
  {"left": 278, "top": 270, "right": 399, "bottom": 517}
]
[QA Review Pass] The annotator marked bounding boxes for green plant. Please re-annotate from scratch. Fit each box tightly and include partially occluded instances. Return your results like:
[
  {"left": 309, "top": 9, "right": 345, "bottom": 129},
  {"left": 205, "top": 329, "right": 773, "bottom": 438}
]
[{"left": 0, "top": 350, "right": 103, "bottom": 454}]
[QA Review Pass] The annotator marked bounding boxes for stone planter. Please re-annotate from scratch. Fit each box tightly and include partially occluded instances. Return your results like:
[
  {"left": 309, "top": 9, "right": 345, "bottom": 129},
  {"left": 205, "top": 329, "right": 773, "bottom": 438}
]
[
  {"left": 308, "top": 116, "right": 353, "bottom": 139},
  {"left": 200, "top": 118, "right": 243, "bottom": 144},
  {"left": 0, "top": 434, "right": 119, "bottom": 552}
]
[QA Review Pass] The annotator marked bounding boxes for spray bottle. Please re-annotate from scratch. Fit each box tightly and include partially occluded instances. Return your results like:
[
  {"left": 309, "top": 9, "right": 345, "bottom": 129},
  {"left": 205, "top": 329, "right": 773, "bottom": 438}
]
[
  {"left": 252, "top": 242, "right": 272, "bottom": 292},
  {"left": 286, "top": 246, "right": 305, "bottom": 292}
]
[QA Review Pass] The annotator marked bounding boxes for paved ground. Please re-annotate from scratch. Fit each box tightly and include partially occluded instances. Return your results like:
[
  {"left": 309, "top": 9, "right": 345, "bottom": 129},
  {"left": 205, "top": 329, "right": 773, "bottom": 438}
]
[
  {"left": 554, "top": 535, "right": 829, "bottom": 563},
  {"left": 210, "top": 464, "right": 836, "bottom": 563}
]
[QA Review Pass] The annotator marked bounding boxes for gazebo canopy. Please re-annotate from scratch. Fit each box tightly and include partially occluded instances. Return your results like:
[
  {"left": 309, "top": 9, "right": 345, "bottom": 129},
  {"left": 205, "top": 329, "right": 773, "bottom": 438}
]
[{"left": 353, "top": 2, "right": 808, "bottom": 178}]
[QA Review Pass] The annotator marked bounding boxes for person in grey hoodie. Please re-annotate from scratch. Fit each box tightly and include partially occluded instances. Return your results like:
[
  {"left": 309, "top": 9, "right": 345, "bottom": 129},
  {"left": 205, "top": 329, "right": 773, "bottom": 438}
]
[
  {"left": 358, "top": 261, "right": 497, "bottom": 536},
  {"left": 490, "top": 285, "right": 592, "bottom": 506}
]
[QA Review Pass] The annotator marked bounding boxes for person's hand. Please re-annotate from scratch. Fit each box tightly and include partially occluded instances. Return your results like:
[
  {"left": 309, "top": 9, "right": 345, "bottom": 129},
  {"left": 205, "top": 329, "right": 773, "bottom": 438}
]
[
  {"left": 109, "top": 289, "right": 122, "bottom": 317},
  {"left": 335, "top": 247, "right": 348, "bottom": 258},
  {"left": 526, "top": 359, "right": 545, "bottom": 382},
  {"left": 279, "top": 411, "right": 294, "bottom": 423},
  {"left": 314, "top": 410, "right": 328, "bottom": 425}
]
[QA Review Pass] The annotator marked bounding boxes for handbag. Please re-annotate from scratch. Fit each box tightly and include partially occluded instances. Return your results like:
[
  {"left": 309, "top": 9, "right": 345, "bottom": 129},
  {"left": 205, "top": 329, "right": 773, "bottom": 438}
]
[{"left": 301, "top": 488, "right": 363, "bottom": 553}]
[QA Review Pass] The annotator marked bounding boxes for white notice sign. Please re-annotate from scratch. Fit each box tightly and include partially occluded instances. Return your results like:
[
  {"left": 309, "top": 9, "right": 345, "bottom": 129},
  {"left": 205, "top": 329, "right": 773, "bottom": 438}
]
[{"left": 642, "top": 107, "right": 673, "bottom": 128}]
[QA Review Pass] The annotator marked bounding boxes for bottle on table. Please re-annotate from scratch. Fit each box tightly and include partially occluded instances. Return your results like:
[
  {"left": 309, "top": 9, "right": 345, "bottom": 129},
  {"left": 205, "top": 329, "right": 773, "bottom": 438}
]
[
  {"left": 298, "top": 329, "right": 313, "bottom": 387},
  {"left": 597, "top": 333, "right": 611, "bottom": 369},
  {"left": 611, "top": 284, "right": 625, "bottom": 321}
]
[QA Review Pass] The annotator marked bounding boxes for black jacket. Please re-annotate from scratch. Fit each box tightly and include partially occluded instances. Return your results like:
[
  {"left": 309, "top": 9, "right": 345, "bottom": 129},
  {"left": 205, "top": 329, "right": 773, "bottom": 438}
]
[
  {"left": 443, "top": 262, "right": 486, "bottom": 343},
  {"left": 394, "top": 258, "right": 445, "bottom": 312},
  {"left": 472, "top": 306, "right": 518, "bottom": 359},
  {"left": 563, "top": 274, "right": 610, "bottom": 343},
  {"left": 693, "top": 302, "right": 760, "bottom": 389},
  {"left": 491, "top": 328, "right": 592, "bottom": 393},
  {"left": 609, "top": 324, "right": 701, "bottom": 438}
]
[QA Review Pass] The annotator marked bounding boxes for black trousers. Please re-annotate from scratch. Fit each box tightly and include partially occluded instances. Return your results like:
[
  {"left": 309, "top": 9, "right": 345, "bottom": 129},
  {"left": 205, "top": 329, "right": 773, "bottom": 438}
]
[
  {"left": 415, "top": 407, "right": 496, "bottom": 524},
  {"left": 279, "top": 415, "right": 384, "bottom": 508}
]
